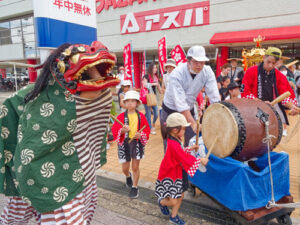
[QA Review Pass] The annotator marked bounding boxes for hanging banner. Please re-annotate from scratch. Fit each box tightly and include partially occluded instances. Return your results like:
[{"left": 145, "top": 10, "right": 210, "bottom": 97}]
[
  {"left": 33, "top": 0, "right": 97, "bottom": 48},
  {"left": 123, "top": 43, "right": 132, "bottom": 81},
  {"left": 158, "top": 37, "right": 167, "bottom": 75},
  {"left": 171, "top": 45, "right": 187, "bottom": 65}
]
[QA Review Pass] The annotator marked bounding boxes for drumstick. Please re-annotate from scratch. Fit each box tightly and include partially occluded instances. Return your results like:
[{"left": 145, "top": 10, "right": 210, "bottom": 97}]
[
  {"left": 128, "top": 125, "right": 147, "bottom": 143},
  {"left": 195, "top": 116, "right": 201, "bottom": 146},
  {"left": 270, "top": 92, "right": 291, "bottom": 106},
  {"left": 110, "top": 114, "right": 124, "bottom": 126},
  {"left": 205, "top": 136, "right": 218, "bottom": 159}
]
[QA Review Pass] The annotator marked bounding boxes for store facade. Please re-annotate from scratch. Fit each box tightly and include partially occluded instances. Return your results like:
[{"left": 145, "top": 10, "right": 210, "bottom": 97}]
[{"left": 1, "top": 0, "right": 300, "bottom": 83}]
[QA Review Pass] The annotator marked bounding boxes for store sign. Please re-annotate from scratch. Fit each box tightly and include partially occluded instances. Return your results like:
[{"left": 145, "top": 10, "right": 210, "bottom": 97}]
[
  {"left": 33, "top": 0, "right": 97, "bottom": 48},
  {"left": 120, "top": 1, "right": 209, "bottom": 35},
  {"left": 96, "top": 0, "right": 158, "bottom": 14}
]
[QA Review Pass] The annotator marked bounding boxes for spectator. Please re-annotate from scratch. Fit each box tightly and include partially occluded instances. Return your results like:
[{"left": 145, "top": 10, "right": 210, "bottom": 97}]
[
  {"left": 119, "top": 80, "right": 132, "bottom": 112},
  {"left": 217, "top": 63, "right": 231, "bottom": 89},
  {"left": 142, "top": 62, "right": 161, "bottom": 134},
  {"left": 225, "top": 82, "right": 241, "bottom": 100},
  {"left": 227, "top": 58, "right": 244, "bottom": 83},
  {"left": 219, "top": 76, "right": 230, "bottom": 100},
  {"left": 162, "top": 59, "right": 176, "bottom": 93},
  {"left": 279, "top": 66, "right": 296, "bottom": 91},
  {"left": 116, "top": 66, "right": 125, "bottom": 92}
]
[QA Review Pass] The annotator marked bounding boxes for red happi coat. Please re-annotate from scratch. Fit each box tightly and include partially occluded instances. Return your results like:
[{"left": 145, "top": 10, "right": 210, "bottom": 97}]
[
  {"left": 111, "top": 111, "right": 150, "bottom": 145},
  {"left": 157, "top": 137, "right": 200, "bottom": 182},
  {"left": 241, "top": 65, "right": 297, "bottom": 105},
  {"left": 155, "top": 137, "right": 201, "bottom": 199}
]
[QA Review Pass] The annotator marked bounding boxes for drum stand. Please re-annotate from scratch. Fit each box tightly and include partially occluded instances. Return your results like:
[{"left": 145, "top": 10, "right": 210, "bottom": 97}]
[{"left": 257, "top": 107, "right": 300, "bottom": 217}]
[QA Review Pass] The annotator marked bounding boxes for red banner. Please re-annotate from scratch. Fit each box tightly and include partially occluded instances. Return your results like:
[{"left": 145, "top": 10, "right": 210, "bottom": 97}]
[
  {"left": 123, "top": 43, "right": 132, "bottom": 81},
  {"left": 171, "top": 45, "right": 187, "bottom": 65},
  {"left": 158, "top": 37, "right": 167, "bottom": 75},
  {"left": 142, "top": 50, "right": 146, "bottom": 78},
  {"left": 120, "top": 1, "right": 210, "bottom": 34}
]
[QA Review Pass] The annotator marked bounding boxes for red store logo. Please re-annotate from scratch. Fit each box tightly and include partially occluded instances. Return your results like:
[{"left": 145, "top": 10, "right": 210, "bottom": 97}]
[{"left": 120, "top": 1, "right": 209, "bottom": 35}]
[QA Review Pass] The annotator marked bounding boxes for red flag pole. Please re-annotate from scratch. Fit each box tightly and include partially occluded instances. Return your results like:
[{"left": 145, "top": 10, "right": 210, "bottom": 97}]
[{"left": 130, "top": 40, "right": 135, "bottom": 88}]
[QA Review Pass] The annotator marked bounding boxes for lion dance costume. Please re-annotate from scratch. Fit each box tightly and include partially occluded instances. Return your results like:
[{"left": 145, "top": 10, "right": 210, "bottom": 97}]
[{"left": 0, "top": 41, "right": 120, "bottom": 224}]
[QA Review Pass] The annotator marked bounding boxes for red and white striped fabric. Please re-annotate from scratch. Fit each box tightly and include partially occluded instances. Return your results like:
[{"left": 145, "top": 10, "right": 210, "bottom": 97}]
[
  {"left": 187, "top": 158, "right": 201, "bottom": 177},
  {"left": 281, "top": 96, "right": 298, "bottom": 106},
  {"left": 0, "top": 89, "right": 112, "bottom": 224}
]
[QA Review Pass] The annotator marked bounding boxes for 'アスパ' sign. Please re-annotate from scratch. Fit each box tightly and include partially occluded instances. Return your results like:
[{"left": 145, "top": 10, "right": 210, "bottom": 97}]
[
  {"left": 120, "top": 1, "right": 209, "bottom": 35},
  {"left": 33, "top": 0, "right": 97, "bottom": 48}
]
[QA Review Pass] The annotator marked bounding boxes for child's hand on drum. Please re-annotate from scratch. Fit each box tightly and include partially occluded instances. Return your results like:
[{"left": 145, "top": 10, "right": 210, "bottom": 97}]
[{"left": 200, "top": 158, "right": 209, "bottom": 166}]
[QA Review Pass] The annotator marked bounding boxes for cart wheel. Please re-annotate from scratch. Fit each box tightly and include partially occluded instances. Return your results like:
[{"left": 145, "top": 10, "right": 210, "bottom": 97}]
[{"left": 276, "top": 214, "right": 292, "bottom": 225}]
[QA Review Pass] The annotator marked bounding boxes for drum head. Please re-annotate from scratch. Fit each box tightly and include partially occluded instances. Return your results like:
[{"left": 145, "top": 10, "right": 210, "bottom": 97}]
[{"left": 202, "top": 103, "right": 239, "bottom": 158}]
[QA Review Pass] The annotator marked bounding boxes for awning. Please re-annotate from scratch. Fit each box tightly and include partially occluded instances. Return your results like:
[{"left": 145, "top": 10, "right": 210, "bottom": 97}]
[{"left": 210, "top": 25, "right": 300, "bottom": 45}]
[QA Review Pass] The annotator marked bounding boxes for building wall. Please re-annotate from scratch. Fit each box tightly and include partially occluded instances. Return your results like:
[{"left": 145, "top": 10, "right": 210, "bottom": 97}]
[
  {"left": 0, "top": 0, "right": 300, "bottom": 60},
  {"left": 97, "top": 0, "right": 300, "bottom": 52},
  {"left": 0, "top": 0, "right": 33, "bottom": 20}
]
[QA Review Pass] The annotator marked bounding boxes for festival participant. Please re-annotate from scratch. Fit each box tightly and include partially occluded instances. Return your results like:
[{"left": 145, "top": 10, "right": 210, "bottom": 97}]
[
  {"left": 142, "top": 62, "right": 161, "bottom": 135},
  {"left": 0, "top": 41, "right": 120, "bottom": 224},
  {"left": 119, "top": 80, "right": 132, "bottom": 112},
  {"left": 156, "top": 113, "right": 208, "bottom": 225},
  {"left": 111, "top": 90, "right": 150, "bottom": 198},
  {"left": 227, "top": 58, "right": 244, "bottom": 83},
  {"left": 242, "top": 47, "right": 298, "bottom": 134},
  {"left": 217, "top": 63, "right": 231, "bottom": 89},
  {"left": 161, "top": 45, "right": 220, "bottom": 148},
  {"left": 162, "top": 58, "right": 176, "bottom": 93}
]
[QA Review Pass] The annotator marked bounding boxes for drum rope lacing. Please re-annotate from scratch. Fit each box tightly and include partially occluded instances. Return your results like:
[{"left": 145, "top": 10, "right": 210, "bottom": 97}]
[{"left": 263, "top": 118, "right": 300, "bottom": 209}]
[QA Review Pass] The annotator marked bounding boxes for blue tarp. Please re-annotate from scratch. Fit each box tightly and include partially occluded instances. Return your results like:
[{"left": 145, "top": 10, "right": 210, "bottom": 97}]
[{"left": 188, "top": 146, "right": 290, "bottom": 211}]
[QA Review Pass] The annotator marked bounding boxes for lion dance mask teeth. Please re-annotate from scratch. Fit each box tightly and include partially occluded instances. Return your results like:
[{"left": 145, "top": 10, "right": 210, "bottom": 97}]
[{"left": 51, "top": 41, "right": 120, "bottom": 94}]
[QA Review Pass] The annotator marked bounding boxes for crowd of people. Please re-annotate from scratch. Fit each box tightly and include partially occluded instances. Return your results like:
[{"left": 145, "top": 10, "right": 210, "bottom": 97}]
[{"left": 110, "top": 45, "right": 299, "bottom": 225}]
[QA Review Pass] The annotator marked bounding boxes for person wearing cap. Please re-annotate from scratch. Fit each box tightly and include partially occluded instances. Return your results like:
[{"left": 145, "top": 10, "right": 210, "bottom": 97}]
[
  {"left": 162, "top": 58, "right": 177, "bottom": 93},
  {"left": 112, "top": 90, "right": 150, "bottom": 199},
  {"left": 155, "top": 112, "right": 208, "bottom": 225},
  {"left": 225, "top": 82, "right": 241, "bottom": 100},
  {"left": 162, "top": 45, "right": 220, "bottom": 148},
  {"left": 242, "top": 47, "right": 299, "bottom": 127},
  {"left": 227, "top": 58, "right": 244, "bottom": 83},
  {"left": 119, "top": 79, "right": 132, "bottom": 112}
]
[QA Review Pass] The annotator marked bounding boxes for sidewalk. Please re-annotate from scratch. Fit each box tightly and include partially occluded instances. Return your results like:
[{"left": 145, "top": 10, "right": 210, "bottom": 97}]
[{"left": 0, "top": 194, "right": 148, "bottom": 225}]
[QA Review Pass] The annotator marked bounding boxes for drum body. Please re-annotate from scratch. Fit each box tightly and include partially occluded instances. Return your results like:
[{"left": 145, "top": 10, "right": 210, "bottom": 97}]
[{"left": 202, "top": 98, "right": 282, "bottom": 161}]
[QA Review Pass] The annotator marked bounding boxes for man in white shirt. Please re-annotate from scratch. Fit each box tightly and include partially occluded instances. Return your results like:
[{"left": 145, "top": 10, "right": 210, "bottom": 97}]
[
  {"left": 162, "top": 46, "right": 220, "bottom": 145},
  {"left": 160, "top": 45, "right": 220, "bottom": 193}
]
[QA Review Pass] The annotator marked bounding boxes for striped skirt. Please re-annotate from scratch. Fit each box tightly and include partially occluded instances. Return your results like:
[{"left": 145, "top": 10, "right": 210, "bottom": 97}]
[{"left": 0, "top": 179, "right": 97, "bottom": 225}]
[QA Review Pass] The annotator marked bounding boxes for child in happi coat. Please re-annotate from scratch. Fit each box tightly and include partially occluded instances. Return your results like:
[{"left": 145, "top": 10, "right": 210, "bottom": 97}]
[
  {"left": 112, "top": 90, "right": 150, "bottom": 198},
  {"left": 155, "top": 113, "right": 208, "bottom": 225}
]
